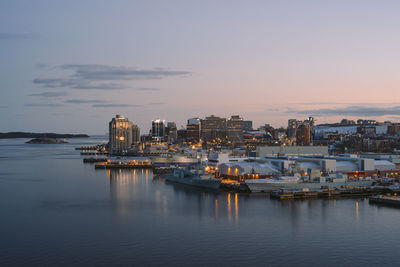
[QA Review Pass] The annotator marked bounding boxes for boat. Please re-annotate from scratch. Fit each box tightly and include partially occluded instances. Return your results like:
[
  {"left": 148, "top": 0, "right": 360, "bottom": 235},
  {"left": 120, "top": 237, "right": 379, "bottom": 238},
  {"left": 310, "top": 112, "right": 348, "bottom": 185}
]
[
  {"left": 245, "top": 175, "right": 373, "bottom": 193},
  {"left": 164, "top": 167, "right": 221, "bottom": 190}
]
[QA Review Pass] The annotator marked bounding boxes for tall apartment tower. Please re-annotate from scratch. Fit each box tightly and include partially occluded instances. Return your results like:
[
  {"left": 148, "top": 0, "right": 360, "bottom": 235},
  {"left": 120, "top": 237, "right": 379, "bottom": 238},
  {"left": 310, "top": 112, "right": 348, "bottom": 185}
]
[
  {"left": 166, "top": 122, "right": 178, "bottom": 143},
  {"left": 287, "top": 119, "right": 298, "bottom": 139},
  {"left": 227, "top": 115, "right": 244, "bottom": 142},
  {"left": 109, "top": 114, "right": 134, "bottom": 155},
  {"left": 151, "top": 119, "right": 166, "bottom": 142},
  {"left": 187, "top": 118, "right": 200, "bottom": 143},
  {"left": 132, "top": 124, "right": 141, "bottom": 145}
]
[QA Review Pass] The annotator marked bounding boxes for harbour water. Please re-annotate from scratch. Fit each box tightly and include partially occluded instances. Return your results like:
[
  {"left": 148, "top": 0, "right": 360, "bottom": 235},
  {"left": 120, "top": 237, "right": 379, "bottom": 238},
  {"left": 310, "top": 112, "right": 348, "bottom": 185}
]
[{"left": 1, "top": 137, "right": 400, "bottom": 266}]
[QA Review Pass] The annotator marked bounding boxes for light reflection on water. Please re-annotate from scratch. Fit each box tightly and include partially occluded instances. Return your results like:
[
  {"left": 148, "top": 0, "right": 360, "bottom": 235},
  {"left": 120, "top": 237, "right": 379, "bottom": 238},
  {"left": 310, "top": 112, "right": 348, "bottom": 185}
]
[{"left": 1, "top": 138, "right": 400, "bottom": 266}]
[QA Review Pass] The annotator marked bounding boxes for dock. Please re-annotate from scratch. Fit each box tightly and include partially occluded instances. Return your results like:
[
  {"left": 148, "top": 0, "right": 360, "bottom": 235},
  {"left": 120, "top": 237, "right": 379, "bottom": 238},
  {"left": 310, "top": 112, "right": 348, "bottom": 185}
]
[
  {"left": 369, "top": 195, "right": 400, "bottom": 206},
  {"left": 83, "top": 158, "right": 108, "bottom": 163},
  {"left": 220, "top": 179, "right": 250, "bottom": 192},
  {"left": 94, "top": 161, "right": 153, "bottom": 169},
  {"left": 153, "top": 167, "right": 175, "bottom": 174},
  {"left": 81, "top": 151, "right": 109, "bottom": 155},
  {"left": 271, "top": 187, "right": 381, "bottom": 200}
]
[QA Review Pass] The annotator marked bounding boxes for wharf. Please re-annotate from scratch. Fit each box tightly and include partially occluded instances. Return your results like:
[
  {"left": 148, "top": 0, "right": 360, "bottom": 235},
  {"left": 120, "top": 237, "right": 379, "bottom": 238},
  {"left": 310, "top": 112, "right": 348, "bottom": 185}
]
[
  {"left": 271, "top": 187, "right": 380, "bottom": 200},
  {"left": 83, "top": 158, "right": 108, "bottom": 163},
  {"left": 95, "top": 161, "right": 153, "bottom": 169},
  {"left": 75, "top": 146, "right": 99, "bottom": 151},
  {"left": 369, "top": 195, "right": 400, "bottom": 206},
  {"left": 220, "top": 180, "right": 250, "bottom": 192},
  {"left": 153, "top": 167, "right": 174, "bottom": 174},
  {"left": 81, "top": 151, "right": 109, "bottom": 155}
]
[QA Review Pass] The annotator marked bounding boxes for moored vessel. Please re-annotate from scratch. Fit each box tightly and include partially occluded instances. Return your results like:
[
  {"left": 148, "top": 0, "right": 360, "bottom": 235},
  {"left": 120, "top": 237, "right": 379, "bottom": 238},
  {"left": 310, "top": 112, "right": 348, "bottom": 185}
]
[{"left": 165, "top": 168, "right": 221, "bottom": 190}]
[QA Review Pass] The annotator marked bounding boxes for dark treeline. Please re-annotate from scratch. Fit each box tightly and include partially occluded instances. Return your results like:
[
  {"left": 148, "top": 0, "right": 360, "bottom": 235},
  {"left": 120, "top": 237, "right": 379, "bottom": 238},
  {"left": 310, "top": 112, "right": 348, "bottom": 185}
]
[{"left": 0, "top": 132, "right": 89, "bottom": 139}]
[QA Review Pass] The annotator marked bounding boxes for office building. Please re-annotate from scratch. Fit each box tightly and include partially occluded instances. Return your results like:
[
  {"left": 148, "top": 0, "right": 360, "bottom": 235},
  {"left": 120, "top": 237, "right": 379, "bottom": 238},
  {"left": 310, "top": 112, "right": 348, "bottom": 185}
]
[
  {"left": 296, "top": 123, "right": 311, "bottom": 146},
  {"left": 166, "top": 122, "right": 178, "bottom": 143},
  {"left": 187, "top": 118, "right": 200, "bottom": 143},
  {"left": 287, "top": 119, "right": 298, "bottom": 139},
  {"left": 243, "top": 120, "right": 253, "bottom": 131},
  {"left": 132, "top": 124, "right": 140, "bottom": 145},
  {"left": 151, "top": 119, "right": 166, "bottom": 142},
  {"left": 227, "top": 115, "right": 243, "bottom": 142},
  {"left": 200, "top": 115, "right": 227, "bottom": 142}
]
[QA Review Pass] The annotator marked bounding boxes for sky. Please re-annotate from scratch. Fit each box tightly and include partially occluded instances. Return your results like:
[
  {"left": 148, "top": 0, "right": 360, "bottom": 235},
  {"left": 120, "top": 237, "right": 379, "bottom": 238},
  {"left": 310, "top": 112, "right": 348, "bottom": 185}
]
[{"left": 1, "top": 0, "right": 400, "bottom": 134}]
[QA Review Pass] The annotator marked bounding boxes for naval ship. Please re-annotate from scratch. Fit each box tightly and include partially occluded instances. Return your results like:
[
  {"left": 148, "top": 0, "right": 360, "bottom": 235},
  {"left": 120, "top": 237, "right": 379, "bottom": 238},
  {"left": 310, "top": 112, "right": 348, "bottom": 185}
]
[{"left": 164, "top": 167, "right": 221, "bottom": 190}]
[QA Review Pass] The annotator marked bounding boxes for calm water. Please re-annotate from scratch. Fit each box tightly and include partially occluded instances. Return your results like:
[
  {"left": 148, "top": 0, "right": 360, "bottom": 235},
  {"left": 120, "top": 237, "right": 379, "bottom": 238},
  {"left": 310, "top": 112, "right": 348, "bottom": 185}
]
[{"left": 1, "top": 137, "right": 400, "bottom": 266}]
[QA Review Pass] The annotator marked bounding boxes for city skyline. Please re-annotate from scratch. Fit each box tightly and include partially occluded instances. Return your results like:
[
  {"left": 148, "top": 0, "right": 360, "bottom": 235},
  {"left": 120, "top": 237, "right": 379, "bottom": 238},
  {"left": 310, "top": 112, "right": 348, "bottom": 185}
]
[{"left": 2, "top": 1, "right": 400, "bottom": 134}]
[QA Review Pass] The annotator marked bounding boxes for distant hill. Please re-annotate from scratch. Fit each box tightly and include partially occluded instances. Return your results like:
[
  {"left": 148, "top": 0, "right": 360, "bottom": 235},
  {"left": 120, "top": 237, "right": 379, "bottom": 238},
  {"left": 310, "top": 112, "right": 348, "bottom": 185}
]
[{"left": 0, "top": 132, "right": 89, "bottom": 139}]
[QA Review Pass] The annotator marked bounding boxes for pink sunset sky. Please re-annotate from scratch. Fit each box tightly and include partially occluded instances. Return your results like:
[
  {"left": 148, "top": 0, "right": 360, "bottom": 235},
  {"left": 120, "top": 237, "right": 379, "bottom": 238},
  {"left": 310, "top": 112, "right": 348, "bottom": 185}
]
[{"left": 1, "top": 1, "right": 400, "bottom": 134}]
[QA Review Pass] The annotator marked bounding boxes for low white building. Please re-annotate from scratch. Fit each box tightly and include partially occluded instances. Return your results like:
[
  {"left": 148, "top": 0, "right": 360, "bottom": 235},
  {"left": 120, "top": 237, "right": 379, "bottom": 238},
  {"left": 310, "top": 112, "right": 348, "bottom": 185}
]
[
  {"left": 218, "top": 162, "right": 280, "bottom": 177},
  {"left": 257, "top": 146, "right": 328, "bottom": 157}
]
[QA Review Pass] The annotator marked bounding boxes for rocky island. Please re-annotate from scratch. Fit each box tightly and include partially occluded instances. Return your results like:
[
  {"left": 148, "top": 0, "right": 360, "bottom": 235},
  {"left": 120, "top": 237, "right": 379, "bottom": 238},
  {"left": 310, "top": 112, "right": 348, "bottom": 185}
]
[{"left": 26, "top": 138, "right": 68, "bottom": 144}]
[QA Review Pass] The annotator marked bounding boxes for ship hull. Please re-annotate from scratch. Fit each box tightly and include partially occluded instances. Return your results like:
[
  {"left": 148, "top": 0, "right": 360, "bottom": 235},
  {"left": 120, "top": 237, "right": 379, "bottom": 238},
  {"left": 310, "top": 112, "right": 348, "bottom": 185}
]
[{"left": 165, "top": 175, "right": 221, "bottom": 190}]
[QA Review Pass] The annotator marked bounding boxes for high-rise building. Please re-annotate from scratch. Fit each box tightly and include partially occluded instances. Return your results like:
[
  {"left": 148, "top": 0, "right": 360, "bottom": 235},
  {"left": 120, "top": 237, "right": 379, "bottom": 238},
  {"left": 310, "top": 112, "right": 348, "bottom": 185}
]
[
  {"left": 227, "top": 115, "right": 243, "bottom": 142},
  {"left": 177, "top": 129, "right": 187, "bottom": 142},
  {"left": 288, "top": 118, "right": 314, "bottom": 145},
  {"left": 187, "top": 118, "right": 200, "bottom": 143},
  {"left": 109, "top": 114, "right": 134, "bottom": 155},
  {"left": 166, "top": 122, "right": 178, "bottom": 143},
  {"left": 296, "top": 123, "right": 311, "bottom": 146},
  {"left": 151, "top": 119, "right": 166, "bottom": 142},
  {"left": 200, "top": 115, "right": 227, "bottom": 142},
  {"left": 287, "top": 119, "right": 299, "bottom": 139},
  {"left": 243, "top": 120, "right": 253, "bottom": 131},
  {"left": 132, "top": 124, "right": 140, "bottom": 145},
  {"left": 388, "top": 123, "right": 400, "bottom": 135}
]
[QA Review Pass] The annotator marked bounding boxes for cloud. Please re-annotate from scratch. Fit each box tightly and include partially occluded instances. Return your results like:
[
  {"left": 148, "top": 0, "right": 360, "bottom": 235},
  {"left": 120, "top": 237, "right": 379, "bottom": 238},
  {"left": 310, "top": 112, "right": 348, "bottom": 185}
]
[
  {"left": 32, "top": 78, "right": 125, "bottom": 90},
  {"left": 386, "top": 116, "right": 400, "bottom": 121},
  {"left": 60, "top": 64, "right": 191, "bottom": 81},
  {"left": 24, "top": 103, "right": 63, "bottom": 107},
  {"left": 0, "top": 33, "right": 36, "bottom": 40},
  {"left": 65, "top": 99, "right": 106, "bottom": 104},
  {"left": 294, "top": 106, "right": 400, "bottom": 117},
  {"left": 35, "top": 63, "right": 49, "bottom": 69},
  {"left": 292, "top": 102, "right": 345, "bottom": 106},
  {"left": 148, "top": 102, "right": 165, "bottom": 105},
  {"left": 33, "top": 64, "right": 190, "bottom": 91},
  {"left": 33, "top": 78, "right": 80, "bottom": 88},
  {"left": 71, "top": 83, "right": 126, "bottom": 90},
  {"left": 92, "top": 104, "right": 142, "bottom": 108},
  {"left": 28, "top": 92, "right": 68, "bottom": 97},
  {"left": 135, "top": 88, "right": 160, "bottom": 91}
]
